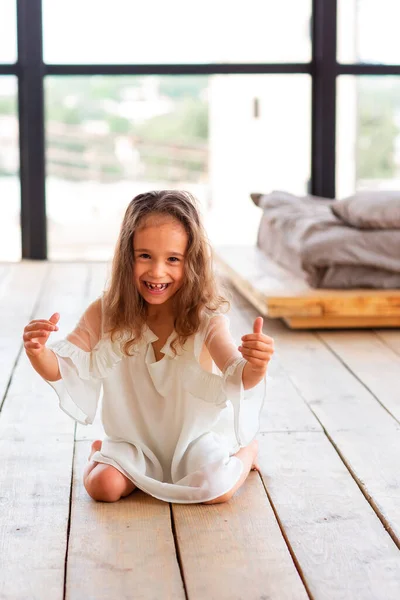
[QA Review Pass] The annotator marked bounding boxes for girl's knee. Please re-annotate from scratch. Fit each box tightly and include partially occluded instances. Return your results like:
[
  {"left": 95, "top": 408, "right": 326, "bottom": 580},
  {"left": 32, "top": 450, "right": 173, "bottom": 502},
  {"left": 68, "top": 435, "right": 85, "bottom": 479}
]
[{"left": 85, "top": 465, "right": 126, "bottom": 503}]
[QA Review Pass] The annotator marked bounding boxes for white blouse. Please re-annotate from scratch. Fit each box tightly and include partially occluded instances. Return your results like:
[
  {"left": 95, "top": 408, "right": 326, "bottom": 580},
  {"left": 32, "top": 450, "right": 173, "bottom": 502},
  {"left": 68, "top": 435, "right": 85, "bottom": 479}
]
[{"left": 47, "top": 300, "right": 266, "bottom": 504}]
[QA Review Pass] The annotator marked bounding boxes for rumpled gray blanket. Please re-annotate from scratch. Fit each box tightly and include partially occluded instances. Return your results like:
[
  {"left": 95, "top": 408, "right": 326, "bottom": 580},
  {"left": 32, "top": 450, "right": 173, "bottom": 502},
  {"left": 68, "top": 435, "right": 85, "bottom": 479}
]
[{"left": 256, "top": 191, "right": 400, "bottom": 289}]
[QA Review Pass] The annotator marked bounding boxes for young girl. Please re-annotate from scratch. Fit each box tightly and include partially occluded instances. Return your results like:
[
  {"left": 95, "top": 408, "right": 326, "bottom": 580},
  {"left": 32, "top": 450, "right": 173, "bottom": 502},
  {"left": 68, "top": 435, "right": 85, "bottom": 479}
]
[{"left": 23, "top": 190, "right": 274, "bottom": 505}]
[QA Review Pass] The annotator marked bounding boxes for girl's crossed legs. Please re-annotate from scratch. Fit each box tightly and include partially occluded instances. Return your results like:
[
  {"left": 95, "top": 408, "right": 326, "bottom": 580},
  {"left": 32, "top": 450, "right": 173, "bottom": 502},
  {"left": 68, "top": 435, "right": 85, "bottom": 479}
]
[{"left": 83, "top": 439, "right": 260, "bottom": 504}]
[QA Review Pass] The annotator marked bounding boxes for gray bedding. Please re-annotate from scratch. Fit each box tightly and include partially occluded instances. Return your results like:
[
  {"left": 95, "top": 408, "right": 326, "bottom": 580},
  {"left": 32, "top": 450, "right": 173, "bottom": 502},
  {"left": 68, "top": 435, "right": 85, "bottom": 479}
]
[{"left": 256, "top": 192, "right": 400, "bottom": 289}]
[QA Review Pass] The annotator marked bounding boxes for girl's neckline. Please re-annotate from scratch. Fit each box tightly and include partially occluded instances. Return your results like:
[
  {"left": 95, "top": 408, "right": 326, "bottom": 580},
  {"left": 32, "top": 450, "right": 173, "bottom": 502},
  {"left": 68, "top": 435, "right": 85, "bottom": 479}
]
[{"left": 144, "top": 324, "right": 177, "bottom": 360}]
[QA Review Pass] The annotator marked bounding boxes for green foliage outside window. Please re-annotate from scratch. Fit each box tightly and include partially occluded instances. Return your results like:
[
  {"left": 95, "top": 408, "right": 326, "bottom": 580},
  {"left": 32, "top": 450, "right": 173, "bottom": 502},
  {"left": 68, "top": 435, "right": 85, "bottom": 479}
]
[
  {"left": 357, "top": 78, "right": 400, "bottom": 180},
  {"left": 44, "top": 75, "right": 208, "bottom": 182}
]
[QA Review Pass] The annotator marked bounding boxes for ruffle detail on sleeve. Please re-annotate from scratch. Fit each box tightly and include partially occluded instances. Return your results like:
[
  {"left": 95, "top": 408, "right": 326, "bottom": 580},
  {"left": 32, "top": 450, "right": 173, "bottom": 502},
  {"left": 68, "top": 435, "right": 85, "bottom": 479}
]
[
  {"left": 49, "top": 337, "right": 124, "bottom": 380},
  {"left": 181, "top": 361, "right": 227, "bottom": 407},
  {"left": 46, "top": 336, "right": 126, "bottom": 426},
  {"left": 46, "top": 349, "right": 101, "bottom": 426},
  {"left": 181, "top": 356, "right": 267, "bottom": 447},
  {"left": 223, "top": 357, "right": 267, "bottom": 448},
  {"left": 192, "top": 309, "right": 267, "bottom": 447},
  {"left": 49, "top": 340, "right": 91, "bottom": 379}
]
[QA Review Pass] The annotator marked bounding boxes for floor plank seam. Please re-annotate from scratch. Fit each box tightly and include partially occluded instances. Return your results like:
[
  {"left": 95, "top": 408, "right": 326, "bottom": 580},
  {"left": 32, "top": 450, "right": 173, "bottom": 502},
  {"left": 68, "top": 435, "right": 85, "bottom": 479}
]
[
  {"left": 256, "top": 471, "right": 315, "bottom": 600},
  {"left": 259, "top": 429, "right": 322, "bottom": 434},
  {"left": 280, "top": 368, "right": 400, "bottom": 550},
  {"left": 374, "top": 330, "right": 400, "bottom": 358},
  {"left": 63, "top": 422, "right": 77, "bottom": 600},
  {"left": 169, "top": 504, "right": 189, "bottom": 600},
  {"left": 0, "top": 263, "right": 51, "bottom": 413},
  {"left": 318, "top": 430, "right": 400, "bottom": 551},
  {"left": 315, "top": 332, "right": 400, "bottom": 426},
  {"left": 0, "top": 348, "right": 23, "bottom": 412}
]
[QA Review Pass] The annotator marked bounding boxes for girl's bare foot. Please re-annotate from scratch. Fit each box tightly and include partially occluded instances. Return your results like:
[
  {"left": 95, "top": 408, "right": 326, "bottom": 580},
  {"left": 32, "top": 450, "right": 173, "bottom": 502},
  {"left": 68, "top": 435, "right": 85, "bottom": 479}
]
[
  {"left": 88, "top": 439, "right": 102, "bottom": 461},
  {"left": 203, "top": 438, "right": 260, "bottom": 504},
  {"left": 249, "top": 439, "right": 260, "bottom": 471}
]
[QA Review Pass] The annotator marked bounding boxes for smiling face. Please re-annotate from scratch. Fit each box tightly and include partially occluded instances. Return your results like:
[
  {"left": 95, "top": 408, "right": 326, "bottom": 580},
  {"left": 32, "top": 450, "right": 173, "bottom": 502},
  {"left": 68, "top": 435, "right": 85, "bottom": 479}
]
[{"left": 133, "top": 214, "right": 188, "bottom": 310}]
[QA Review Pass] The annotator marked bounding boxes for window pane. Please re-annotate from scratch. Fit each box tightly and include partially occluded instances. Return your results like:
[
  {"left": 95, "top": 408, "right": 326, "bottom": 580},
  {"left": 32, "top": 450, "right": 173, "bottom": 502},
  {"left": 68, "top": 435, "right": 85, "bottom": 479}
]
[
  {"left": 0, "top": 0, "right": 17, "bottom": 63},
  {"left": 0, "top": 76, "right": 20, "bottom": 261},
  {"left": 45, "top": 75, "right": 310, "bottom": 260},
  {"left": 337, "top": 76, "right": 400, "bottom": 198},
  {"left": 338, "top": 0, "right": 400, "bottom": 64},
  {"left": 43, "top": 0, "right": 311, "bottom": 64}
]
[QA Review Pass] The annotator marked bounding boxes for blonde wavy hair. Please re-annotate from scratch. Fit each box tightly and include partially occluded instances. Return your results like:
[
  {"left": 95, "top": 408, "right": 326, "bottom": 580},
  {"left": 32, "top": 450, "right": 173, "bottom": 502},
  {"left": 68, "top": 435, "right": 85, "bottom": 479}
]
[{"left": 103, "top": 190, "right": 229, "bottom": 355}]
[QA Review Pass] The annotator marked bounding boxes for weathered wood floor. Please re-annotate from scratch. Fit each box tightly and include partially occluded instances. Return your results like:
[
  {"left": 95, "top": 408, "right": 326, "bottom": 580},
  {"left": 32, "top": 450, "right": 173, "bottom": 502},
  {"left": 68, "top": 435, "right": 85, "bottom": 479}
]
[{"left": 1, "top": 261, "right": 400, "bottom": 600}]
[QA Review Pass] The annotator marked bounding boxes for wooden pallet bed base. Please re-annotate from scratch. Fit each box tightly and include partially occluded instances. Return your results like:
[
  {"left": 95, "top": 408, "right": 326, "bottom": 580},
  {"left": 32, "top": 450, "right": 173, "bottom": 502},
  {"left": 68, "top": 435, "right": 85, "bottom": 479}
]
[
  {"left": 215, "top": 246, "right": 400, "bottom": 329},
  {"left": 284, "top": 316, "right": 400, "bottom": 329}
]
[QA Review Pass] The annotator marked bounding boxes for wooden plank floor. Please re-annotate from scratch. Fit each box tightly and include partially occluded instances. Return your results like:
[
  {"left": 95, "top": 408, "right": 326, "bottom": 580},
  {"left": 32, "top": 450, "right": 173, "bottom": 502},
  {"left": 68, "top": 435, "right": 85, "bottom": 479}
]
[{"left": 1, "top": 261, "right": 400, "bottom": 600}]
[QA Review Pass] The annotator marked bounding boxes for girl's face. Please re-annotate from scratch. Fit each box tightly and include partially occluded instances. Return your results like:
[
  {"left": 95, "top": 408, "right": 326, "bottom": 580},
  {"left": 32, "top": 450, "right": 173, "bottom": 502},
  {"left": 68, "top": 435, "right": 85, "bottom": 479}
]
[{"left": 133, "top": 215, "right": 188, "bottom": 307}]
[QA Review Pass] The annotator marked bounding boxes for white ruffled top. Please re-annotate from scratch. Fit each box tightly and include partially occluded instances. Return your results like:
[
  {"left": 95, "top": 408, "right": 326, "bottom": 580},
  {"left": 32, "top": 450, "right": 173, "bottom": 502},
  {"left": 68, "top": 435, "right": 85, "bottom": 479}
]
[{"left": 47, "top": 301, "right": 266, "bottom": 504}]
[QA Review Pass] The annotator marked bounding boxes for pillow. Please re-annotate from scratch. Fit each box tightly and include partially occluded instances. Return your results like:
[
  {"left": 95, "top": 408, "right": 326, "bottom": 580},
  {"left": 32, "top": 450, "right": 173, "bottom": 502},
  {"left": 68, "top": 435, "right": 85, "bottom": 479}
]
[
  {"left": 331, "top": 191, "right": 400, "bottom": 229},
  {"left": 250, "top": 190, "right": 333, "bottom": 208}
]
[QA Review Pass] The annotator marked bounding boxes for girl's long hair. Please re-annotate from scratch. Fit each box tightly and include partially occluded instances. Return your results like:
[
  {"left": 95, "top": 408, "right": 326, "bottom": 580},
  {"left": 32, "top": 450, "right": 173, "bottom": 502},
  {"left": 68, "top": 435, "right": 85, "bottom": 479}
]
[{"left": 103, "top": 190, "right": 229, "bottom": 355}]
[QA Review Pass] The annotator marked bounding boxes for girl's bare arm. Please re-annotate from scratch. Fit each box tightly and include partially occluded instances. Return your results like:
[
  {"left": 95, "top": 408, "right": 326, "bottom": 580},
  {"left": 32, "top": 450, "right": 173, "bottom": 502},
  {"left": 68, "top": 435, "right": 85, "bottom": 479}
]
[
  {"left": 23, "top": 314, "right": 61, "bottom": 381},
  {"left": 28, "top": 347, "right": 61, "bottom": 381},
  {"left": 205, "top": 315, "right": 274, "bottom": 390}
]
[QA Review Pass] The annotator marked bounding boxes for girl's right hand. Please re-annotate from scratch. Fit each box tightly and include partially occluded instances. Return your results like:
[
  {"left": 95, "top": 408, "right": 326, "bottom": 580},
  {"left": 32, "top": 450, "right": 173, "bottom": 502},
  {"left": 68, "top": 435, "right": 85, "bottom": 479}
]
[{"left": 23, "top": 313, "right": 60, "bottom": 357}]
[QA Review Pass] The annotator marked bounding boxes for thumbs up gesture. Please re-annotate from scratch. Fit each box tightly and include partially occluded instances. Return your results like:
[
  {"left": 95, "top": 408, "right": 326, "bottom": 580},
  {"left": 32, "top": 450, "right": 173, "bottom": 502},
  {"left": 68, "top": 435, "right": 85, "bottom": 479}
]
[{"left": 238, "top": 317, "right": 274, "bottom": 374}]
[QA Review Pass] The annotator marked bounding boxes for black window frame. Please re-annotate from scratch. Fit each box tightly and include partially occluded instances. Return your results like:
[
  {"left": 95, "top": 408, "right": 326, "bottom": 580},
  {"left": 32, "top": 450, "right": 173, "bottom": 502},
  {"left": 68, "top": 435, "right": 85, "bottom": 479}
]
[{"left": 1, "top": 0, "right": 400, "bottom": 259}]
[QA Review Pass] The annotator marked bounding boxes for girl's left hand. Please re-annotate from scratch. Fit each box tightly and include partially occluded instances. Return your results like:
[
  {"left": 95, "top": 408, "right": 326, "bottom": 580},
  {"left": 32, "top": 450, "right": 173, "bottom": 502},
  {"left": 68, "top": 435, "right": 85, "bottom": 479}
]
[{"left": 238, "top": 317, "right": 274, "bottom": 373}]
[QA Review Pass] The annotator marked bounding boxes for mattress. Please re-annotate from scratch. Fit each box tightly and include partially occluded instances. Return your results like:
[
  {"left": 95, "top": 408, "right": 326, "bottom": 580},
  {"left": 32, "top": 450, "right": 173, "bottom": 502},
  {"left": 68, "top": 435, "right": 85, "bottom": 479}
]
[{"left": 256, "top": 192, "right": 400, "bottom": 289}]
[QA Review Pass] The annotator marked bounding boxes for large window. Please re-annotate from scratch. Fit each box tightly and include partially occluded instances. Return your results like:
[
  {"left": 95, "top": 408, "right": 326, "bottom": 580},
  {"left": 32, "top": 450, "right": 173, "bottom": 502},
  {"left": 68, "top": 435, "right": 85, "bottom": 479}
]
[
  {"left": 45, "top": 74, "right": 310, "bottom": 259},
  {"left": 43, "top": 0, "right": 312, "bottom": 64},
  {"left": 337, "top": 76, "right": 400, "bottom": 198},
  {"left": 0, "top": 77, "right": 20, "bottom": 261},
  {"left": 336, "top": 0, "right": 400, "bottom": 198},
  {"left": 8, "top": 0, "right": 400, "bottom": 260},
  {"left": 0, "top": 0, "right": 17, "bottom": 64},
  {"left": 338, "top": 0, "right": 400, "bottom": 64}
]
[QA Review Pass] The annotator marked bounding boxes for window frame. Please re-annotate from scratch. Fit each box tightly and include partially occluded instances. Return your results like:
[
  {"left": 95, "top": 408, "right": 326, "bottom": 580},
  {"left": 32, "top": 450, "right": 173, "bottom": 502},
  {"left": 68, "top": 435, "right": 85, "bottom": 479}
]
[{"left": 1, "top": 0, "right": 398, "bottom": 259}]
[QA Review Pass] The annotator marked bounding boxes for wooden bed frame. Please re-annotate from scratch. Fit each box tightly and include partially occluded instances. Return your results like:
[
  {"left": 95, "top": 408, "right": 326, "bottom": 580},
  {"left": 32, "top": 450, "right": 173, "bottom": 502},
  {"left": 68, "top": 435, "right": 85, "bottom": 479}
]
[{"left": 215, "top": 246, "right": 400, "bottom": 329}]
